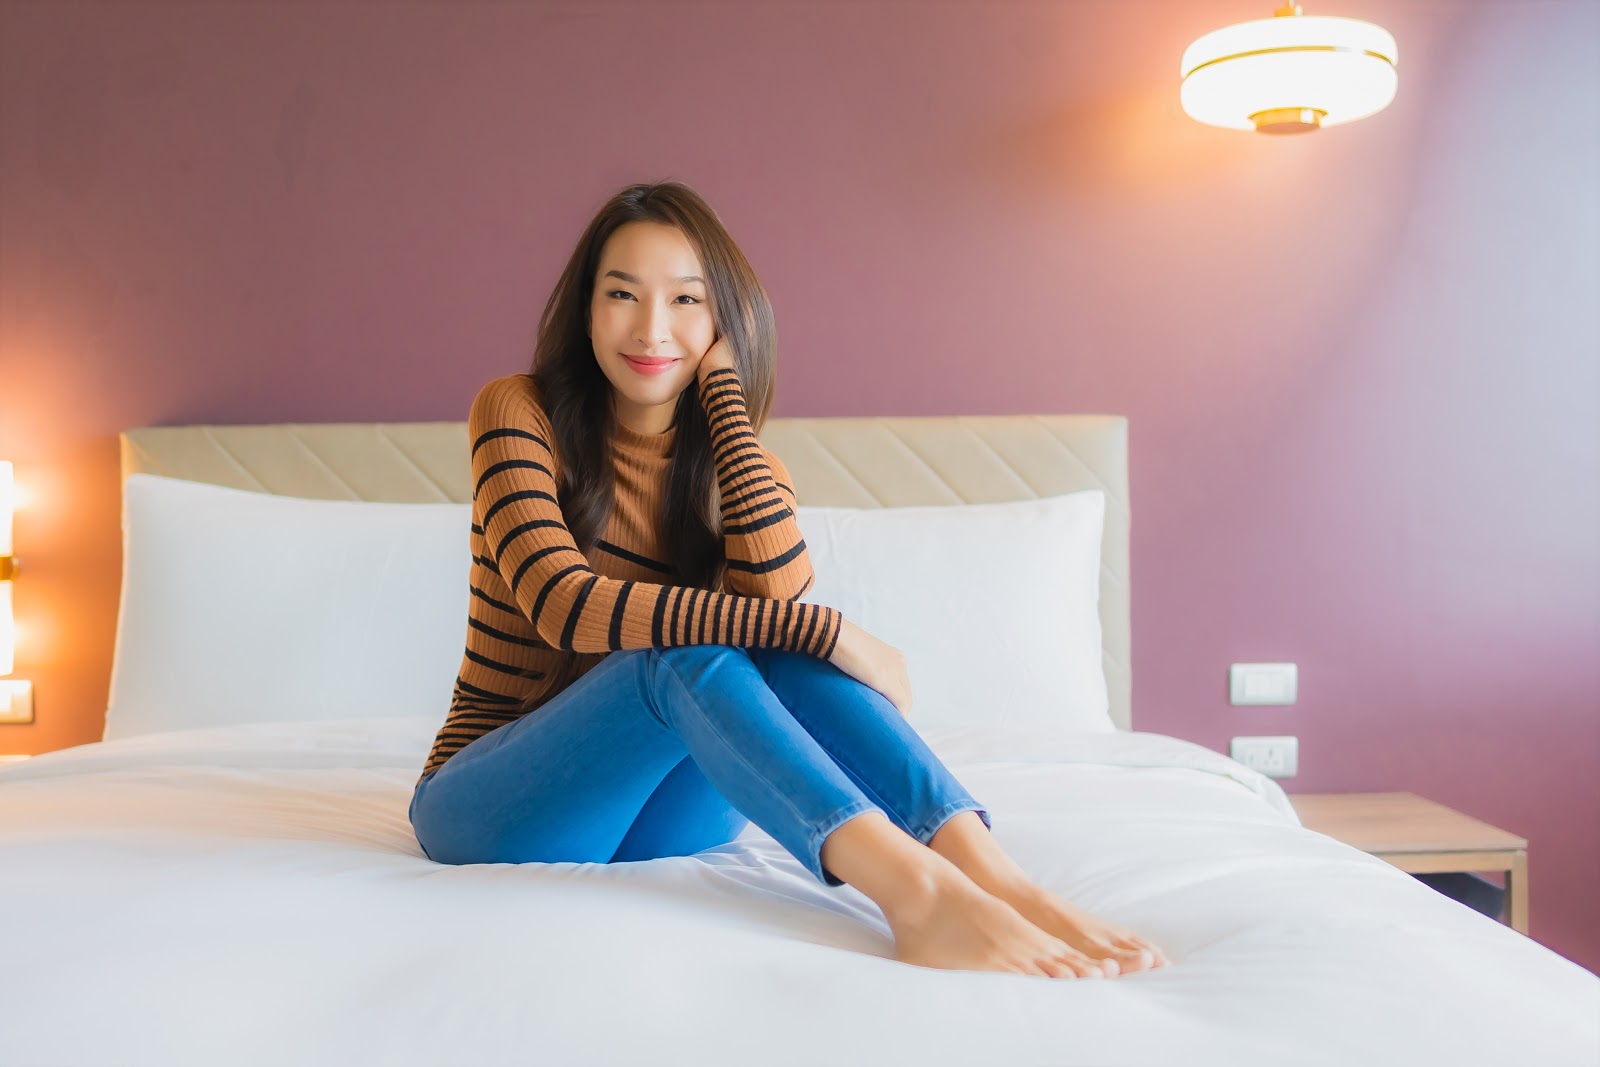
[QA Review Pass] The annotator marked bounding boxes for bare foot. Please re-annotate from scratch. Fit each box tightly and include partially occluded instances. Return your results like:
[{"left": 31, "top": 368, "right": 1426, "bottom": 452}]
[
  {"left": 994, "top": 881, "right": 1172, "bottom": 976},
  {"left": 883, "top": 867, "right": 1113, "bottom": 979}
]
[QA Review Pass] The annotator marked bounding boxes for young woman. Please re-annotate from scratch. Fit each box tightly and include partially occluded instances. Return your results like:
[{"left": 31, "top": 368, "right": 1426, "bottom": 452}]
[{"left": 409, "top": 181, "right": 1170, "bottom": 980}]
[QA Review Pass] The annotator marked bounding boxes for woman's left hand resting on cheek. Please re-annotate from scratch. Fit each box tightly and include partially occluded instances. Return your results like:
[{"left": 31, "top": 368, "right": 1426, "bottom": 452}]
[{"left": 696, "top": 334, "right": 737, "bottom": 386}]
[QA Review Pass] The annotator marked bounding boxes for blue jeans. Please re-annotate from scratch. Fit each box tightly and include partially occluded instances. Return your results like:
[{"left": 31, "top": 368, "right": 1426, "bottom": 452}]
[{"left": 408, "top": 645, "right": 990, "bottom": 887}]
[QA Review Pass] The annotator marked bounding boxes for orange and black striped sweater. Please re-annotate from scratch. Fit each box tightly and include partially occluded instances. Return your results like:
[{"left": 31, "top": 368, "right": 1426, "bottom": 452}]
[{"left": 418, "top": 367, "right": 845, "bottom": 785}]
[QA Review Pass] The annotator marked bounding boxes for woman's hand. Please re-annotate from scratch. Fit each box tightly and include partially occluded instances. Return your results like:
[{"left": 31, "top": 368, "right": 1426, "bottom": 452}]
[
  {"left": 696, "top": 333, "right": 737, "bottom": 386},
  {"left": 825, "top": 617, "right": 913, "bottom": 718}
]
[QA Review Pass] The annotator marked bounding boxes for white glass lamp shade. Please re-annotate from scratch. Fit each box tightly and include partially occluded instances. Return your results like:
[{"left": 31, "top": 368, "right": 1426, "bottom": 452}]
[
  {"left": 0, "top": 460, "right": 12, "bottom": 675},
  {"left": 0, "top": 580, "right": 12, "bottom": 676},
  {"left": 0, "top": 460, "right": 11, "bottom": 557},
  {"left": 1181, "top": 11, "right": 1398, "bottom": 133}
]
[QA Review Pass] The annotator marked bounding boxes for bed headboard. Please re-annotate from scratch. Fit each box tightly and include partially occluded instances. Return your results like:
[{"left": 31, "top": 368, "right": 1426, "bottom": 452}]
[{"left": 120, "top": 414, "right": 1132, "bottom": 730}]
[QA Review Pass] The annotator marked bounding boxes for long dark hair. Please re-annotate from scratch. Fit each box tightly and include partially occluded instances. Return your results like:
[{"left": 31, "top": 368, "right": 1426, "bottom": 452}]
[{"left": 522, "top": 181, "right": 780, "bottom": 694}]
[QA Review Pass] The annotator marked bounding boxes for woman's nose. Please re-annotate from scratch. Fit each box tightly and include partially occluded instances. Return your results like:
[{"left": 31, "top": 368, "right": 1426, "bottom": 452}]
[{"left": 634, "top": 300, "right": 671, "bottom": 346}]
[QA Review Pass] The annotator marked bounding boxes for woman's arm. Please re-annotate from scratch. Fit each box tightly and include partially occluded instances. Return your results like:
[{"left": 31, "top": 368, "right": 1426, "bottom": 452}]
[
  {"left": 697, "top": 366, "right": 817, "bottom": 601},
  {"left": 470, "top": 374, "right": 841, "bottom": 658}
]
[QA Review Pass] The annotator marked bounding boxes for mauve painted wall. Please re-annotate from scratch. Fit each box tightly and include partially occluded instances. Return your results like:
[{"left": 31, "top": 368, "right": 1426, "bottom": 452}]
[{"left": 1, "top": 0, "right": 1595, "bottom": 970}]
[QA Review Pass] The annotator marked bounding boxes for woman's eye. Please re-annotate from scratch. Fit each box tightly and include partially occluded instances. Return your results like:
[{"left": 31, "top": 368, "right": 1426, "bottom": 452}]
[{"left": 606, "top": 290, "right": 699, "bottom": 305}]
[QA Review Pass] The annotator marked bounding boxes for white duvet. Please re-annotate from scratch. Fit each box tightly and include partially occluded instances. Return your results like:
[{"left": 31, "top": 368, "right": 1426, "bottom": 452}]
[{"left": 0, "top": 717, "right": 1594, "bottom": 1067}]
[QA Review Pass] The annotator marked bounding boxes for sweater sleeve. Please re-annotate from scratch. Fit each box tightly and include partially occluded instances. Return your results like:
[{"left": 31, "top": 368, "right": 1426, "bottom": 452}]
[
  {"left": 470, "top": 374, "right": 843, "bottom": 659},
  {"left": 698, "top": 367, "right": 817, "bottom": 601}
]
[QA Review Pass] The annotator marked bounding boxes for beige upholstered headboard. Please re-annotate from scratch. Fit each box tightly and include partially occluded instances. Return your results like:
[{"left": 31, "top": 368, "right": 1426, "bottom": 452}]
[{"left": 120, "top": 414, "right": 1132, "bottom": 730}]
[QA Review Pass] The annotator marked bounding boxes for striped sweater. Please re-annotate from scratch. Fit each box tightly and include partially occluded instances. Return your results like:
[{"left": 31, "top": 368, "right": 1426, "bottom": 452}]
[{"left": 418, "top": 367, "right": 844, "bottom": 785}]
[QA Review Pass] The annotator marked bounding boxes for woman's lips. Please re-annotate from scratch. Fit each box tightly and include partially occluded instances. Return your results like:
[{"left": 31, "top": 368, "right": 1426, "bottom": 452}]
[{"left": 624, "top": 355, "right": 678, "bottom": 375}]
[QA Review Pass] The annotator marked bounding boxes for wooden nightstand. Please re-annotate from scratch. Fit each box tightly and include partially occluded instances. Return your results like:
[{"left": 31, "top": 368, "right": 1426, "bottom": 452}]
[{"left": 1289, "top": 791, "right": 1528, "bottom": 935}]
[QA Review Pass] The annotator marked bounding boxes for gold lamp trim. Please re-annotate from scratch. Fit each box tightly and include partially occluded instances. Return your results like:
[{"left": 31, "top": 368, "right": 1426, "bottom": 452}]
[
  {"left": 1249, "top": 106, "right": 1329, "bottom": 133},
  {"left": 1183, "top": 44, "right": 1396, "bottom": 80}
]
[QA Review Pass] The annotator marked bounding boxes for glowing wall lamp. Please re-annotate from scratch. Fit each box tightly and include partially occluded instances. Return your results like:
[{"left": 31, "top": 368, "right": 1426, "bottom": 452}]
[
  {"left": 1181, "top": 3, "right": 1398, "bottom": 134},
  {"left": 0, "top": 460, "right": 33, "bottom": 726}
]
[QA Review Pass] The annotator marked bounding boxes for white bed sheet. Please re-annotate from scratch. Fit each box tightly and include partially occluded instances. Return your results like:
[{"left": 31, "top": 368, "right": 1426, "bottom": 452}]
[{"left": 0, "top": 716, "right": 1594, "bottom": 1067}]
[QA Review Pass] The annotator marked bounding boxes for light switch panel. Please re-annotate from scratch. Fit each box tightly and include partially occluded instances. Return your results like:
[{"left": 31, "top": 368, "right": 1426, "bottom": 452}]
[{"left": 1229, "top": 663, "right": 1297, "bottom": 706}]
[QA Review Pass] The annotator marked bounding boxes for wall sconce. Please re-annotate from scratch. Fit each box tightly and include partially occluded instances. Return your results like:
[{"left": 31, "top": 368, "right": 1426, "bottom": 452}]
[
  {"left": 0, "top": 460, "right": 34, "bottom": 726},
  {"left": 1181, "top": 2, "right": 1398, "bottom": 134}
]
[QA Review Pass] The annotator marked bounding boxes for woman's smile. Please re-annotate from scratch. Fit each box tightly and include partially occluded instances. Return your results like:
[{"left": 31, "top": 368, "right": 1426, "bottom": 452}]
[{"left": 622, "top": 354, "right": 680, "bottom": 376}]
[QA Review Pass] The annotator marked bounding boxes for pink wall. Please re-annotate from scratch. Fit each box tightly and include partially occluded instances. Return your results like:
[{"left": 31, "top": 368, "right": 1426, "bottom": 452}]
[{"left": 1, "top": 1, "right": 1595, "bottom": 970}]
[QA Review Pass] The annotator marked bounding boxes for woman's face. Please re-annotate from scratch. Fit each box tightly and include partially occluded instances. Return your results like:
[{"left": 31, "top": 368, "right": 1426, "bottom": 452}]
[{"left": 589, "top": 221, "right": 717, "bottom": 436}]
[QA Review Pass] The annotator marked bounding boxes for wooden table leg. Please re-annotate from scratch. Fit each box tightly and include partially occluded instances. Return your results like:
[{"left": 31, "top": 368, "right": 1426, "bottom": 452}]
[{"left": 1506, "top": 849, "right": 1529, "bottom": 934}]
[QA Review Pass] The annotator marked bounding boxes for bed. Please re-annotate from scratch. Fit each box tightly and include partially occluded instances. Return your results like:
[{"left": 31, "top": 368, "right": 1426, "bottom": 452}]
[{"left": 0, "top": 411, "right": 1594, "bottom": 1067}]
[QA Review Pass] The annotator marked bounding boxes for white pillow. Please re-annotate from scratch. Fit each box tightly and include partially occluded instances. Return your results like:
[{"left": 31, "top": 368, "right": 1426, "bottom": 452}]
[
  {"left": 794, "top": 491, "right": 1113, "bottom": 735},
  {"left": 105, "top": 474, "right": 473, "bottom": 741},
  {"left": 105, "top": 475, "right": 1110, "bottom": 741}
]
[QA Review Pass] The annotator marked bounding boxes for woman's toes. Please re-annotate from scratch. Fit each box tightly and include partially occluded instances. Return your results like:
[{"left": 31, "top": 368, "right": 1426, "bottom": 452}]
[
  {"left": 1108, "top": 943, "right": 1153, "bottom": 971},
  {"left": 1061, "top": 950, "right": 1105, "bottom": 978},
  {"left": 1121, "top": 950, "right": 1155, "bottom": 972},
  {"left": 1041, "top": 956, "right": 1075, "bottom": 979},
  {"left": 1111, "top": 935, "right": 1167, "bottom": 969},
  {"left": 1080, "top": 939, "right": 1128, "bottom": 973},
  {"left": 1139, "top": 941, "right": 1171, "bottom": 968},
  {"left": 1080, "top": 935, "right": 1155, "bottom": 974},
  {"left": 1136, "top": 944, "right": 1170, "bottom": 969}
]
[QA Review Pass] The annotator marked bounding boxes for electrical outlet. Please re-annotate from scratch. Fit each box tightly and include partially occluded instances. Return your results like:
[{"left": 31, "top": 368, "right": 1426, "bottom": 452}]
[{"left": 1230, "top": 735, "right": 1299, "bottom": 778}]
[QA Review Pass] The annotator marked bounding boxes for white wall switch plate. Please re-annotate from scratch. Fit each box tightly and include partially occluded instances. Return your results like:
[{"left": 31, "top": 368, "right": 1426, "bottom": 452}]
[
  {"left": 1229, "top": 663, "right": 1298, "bottom": 705},
  {"left": 1230, "top": 735, "right": 1299, "bottom": 778},
  {"left": 0, "top": 680, "right": 34, "bottom": 724}
]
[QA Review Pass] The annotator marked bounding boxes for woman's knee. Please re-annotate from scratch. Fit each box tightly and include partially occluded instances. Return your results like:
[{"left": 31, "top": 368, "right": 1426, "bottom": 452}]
[
  {"left": 654, "top": 644, "right": 751, "bottom": 667},
  {"left": 746, "top": 645, "right": 843, "bottom": 689},
  {"left": 648, "top": 645, "right": 762, "bottom": 707}
]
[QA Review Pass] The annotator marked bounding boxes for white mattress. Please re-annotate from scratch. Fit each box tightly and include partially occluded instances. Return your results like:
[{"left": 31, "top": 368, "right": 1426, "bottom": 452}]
[{"left": 0, "top": 716, "right": 1594, "bottom": 1067}]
